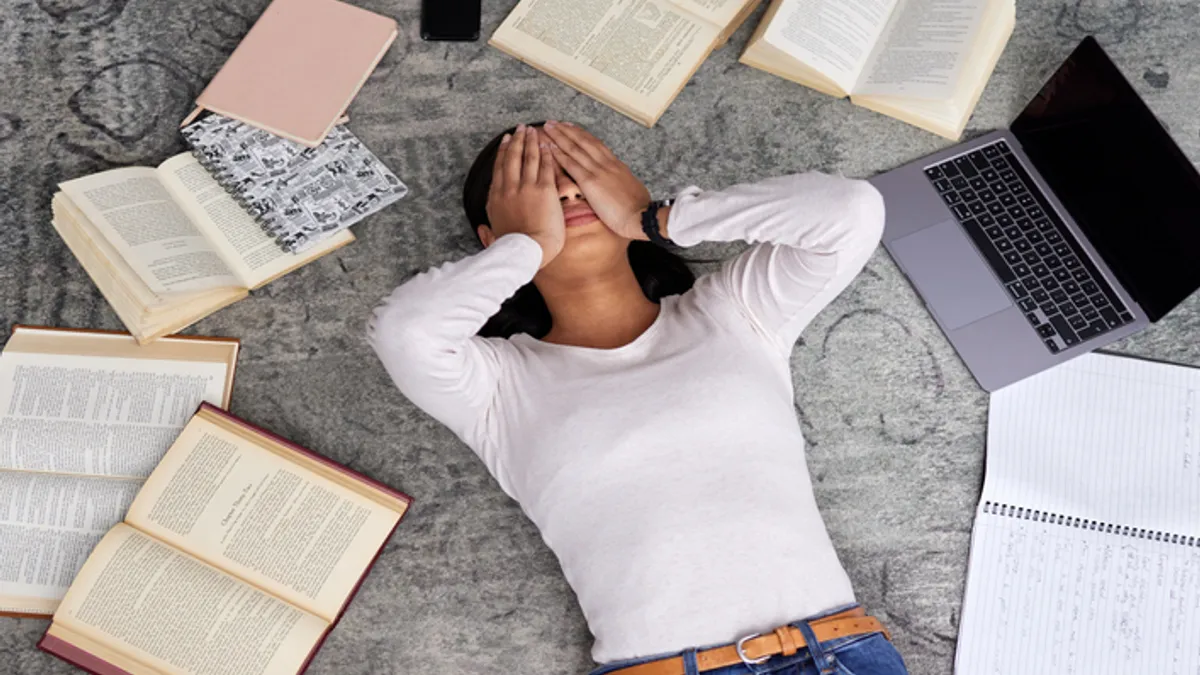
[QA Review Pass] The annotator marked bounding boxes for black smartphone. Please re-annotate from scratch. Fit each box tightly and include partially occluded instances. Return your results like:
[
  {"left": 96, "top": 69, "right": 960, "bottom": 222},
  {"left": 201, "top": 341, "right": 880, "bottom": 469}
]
[{"left": 421, "top": 0, "right": 482, "bottom": 41}]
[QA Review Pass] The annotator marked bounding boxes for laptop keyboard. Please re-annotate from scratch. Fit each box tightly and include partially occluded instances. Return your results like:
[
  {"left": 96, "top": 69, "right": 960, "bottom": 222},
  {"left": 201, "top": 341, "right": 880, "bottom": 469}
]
[{"left": 924, "top": 140, "right": 1134, "bottom": 354}]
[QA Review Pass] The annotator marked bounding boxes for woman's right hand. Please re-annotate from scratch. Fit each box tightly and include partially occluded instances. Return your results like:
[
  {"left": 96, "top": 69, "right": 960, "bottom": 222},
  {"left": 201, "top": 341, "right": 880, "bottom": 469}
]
[{"left": 485, "top": 125, "right": 565, "bottom": 269}]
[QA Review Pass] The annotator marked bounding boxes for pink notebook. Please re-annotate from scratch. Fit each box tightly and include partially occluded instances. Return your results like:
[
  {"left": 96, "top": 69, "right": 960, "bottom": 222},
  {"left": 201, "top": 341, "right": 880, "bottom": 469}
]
[{"left": 184, "top": 0, "right": 397, "bottom": 147}]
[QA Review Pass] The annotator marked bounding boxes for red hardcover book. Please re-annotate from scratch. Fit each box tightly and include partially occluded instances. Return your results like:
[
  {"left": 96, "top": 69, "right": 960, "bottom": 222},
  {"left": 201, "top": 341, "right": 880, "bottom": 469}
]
[{"left": 38, "top": 403, "right": 412, "bottom": 675}]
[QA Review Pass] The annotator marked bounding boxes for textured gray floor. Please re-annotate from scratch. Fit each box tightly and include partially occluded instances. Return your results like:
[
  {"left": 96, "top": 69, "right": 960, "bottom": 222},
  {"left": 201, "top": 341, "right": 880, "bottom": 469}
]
[{"left": 2, "top": 1, "right": 1199, "bottom": 673}]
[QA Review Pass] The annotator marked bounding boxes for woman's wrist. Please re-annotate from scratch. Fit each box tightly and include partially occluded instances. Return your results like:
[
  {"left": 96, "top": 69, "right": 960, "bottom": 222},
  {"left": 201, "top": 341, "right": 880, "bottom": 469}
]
[{"left": 629, "top": 204, "right": 672, "bottom": 244}]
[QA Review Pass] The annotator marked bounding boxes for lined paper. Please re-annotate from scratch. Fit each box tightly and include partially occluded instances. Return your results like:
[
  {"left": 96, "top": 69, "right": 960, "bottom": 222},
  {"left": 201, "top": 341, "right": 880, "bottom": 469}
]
[{"left": 956, "top": 353, "right": 1200, "bottom": 675}]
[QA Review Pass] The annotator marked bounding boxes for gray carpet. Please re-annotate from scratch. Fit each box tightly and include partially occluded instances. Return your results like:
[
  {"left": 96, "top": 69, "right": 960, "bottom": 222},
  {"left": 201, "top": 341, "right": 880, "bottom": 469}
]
[{"left": 2, "top": 1, "right": 1199, "bottom": 673}]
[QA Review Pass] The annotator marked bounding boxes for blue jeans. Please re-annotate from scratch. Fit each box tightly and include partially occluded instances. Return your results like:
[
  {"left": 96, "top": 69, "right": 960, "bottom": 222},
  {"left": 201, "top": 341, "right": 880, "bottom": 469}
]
[{"left": 590, "top": 606, "right": 908, "bottom": 675}]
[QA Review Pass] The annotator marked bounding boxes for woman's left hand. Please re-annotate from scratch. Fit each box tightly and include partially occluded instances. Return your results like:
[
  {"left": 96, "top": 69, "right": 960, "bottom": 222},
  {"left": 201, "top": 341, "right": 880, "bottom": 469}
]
[{"left": 543, "top": 121, "right": 650, "bottom": 239}]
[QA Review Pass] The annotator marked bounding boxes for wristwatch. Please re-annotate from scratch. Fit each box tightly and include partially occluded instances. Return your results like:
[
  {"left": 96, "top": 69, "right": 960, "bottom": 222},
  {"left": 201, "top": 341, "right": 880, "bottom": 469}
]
[{"left": 641, "top": 198, "right": 676, "bottom": 247}]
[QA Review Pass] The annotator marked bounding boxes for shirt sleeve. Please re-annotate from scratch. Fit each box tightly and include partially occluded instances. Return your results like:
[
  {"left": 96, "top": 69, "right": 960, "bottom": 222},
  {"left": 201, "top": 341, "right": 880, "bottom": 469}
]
[
  {"left": 668, "top": 172, "right": 886, "bottom": 354},
  {"left": 367, "top": 233, "right": 542, "bottom": 450}
]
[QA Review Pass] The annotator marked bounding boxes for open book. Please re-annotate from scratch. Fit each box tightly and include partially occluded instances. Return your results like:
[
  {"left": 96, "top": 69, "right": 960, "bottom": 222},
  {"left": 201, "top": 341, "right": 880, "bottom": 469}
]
[
  {"left": 740, "top": 0, "right": 1015, "bottom": 139},
  {"left": 490, "top": 0, "right": 763, "bottom": 126},
  {"left": 957, "top": 353, "right": 1200, "bottom": 673},
  {"left": 38, "top": 404, "right": 412, "bottom": 675},
  {"left": 52, "top": 153, "right": 355, "bottom": 344},
  {"left": 0, "top": 326, "right": 238, "bottom": 618}
]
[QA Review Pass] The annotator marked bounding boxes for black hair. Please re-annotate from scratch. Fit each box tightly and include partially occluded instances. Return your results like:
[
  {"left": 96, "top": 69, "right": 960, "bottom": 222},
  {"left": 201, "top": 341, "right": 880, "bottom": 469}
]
[{"left": 462, "top": 122, "right": 695, "bottom": 339}]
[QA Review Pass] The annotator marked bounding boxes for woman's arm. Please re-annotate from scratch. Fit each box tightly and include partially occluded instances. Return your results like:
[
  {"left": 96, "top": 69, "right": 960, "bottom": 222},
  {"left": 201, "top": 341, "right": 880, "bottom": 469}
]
[
  {"left": 668, "top": 172, "right": 886, "bottom": 353},
  {"left": 368, "top": 234, "right": 542, "bottom": 447}
]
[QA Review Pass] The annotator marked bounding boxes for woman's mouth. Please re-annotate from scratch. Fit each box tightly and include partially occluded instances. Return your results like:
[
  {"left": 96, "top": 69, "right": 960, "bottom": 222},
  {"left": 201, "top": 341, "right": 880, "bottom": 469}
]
[{"left": 562, "top": 205, "right": 600, "bottom": 228}]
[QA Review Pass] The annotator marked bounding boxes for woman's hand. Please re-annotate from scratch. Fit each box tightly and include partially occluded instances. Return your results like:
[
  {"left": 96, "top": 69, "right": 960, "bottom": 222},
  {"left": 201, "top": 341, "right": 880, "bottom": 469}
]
[
  {"left": 486, "top": 125, "right": 566, "bottom": 269},
  {"left": 543, "top": 121, "right": 650, "bottom": 240}
]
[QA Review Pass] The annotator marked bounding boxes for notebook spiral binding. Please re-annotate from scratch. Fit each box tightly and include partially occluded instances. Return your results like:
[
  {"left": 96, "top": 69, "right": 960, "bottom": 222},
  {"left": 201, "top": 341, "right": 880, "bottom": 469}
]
[
  {"left": 187, "top": 146, "right": 285, "bottom": 243},
  {"left": 983, "top": 501, "right": 1198, "bottom": 547}
]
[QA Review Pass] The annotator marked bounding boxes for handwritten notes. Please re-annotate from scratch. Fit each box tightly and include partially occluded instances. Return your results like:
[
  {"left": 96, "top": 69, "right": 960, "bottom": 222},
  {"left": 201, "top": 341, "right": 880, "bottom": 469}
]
[{"left": 957, "top": 353, "right": 1200, "bottom": 674}]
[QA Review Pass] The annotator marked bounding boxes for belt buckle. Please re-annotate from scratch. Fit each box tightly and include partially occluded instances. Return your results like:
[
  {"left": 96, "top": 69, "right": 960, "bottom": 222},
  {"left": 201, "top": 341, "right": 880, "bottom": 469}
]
[{"left": 735, "top": 633, "right": 770, "bottom": 666}]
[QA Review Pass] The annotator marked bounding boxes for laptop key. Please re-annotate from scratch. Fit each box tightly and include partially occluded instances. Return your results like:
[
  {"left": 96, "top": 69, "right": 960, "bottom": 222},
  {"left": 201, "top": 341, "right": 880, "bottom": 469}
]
[
  {"left": 1023, "top": 252, "right": 1040, "bottom": 265},
  {"left": 943, "top": 162, "right": 961, "bottom": 177},
  {"left": 1017, "top": 218, "right": 1035, "bottom": 232},
  {"left": 997, "top": 214, "right": 1014, "bottom": 227},
  {"left": 979, "top": 190, "right": 996, "bottom": 203},
  {"left": 1082, "top": 306, "right": 1100, "bottom": 321},
  {"left": 1026, "top": 206, "right": 1045, "bottom": 219},
  {"left": 1042, "top": 278, "right": 1059, "bottom": 291},
  {"left": 1039, "top": 301, "right": 1057, "bottom": 316},
  {"left": 1019, "top": 297, "right": 1037, "bottom": 312},
  {"left": 1013, "top": 263, "right": 1031, "bottom": 277},
  {"left": 988, "top": 202, "right": 1006, "bottom": 215},
  {"left": 953, "top": 204, "right": 971, "bottom": 219},
  {"left": 933, "top": 179, "right": 952, "bottom": 192},
  {"left": 1032, "top": 263, "right": 1049, "bottom": 277},
  {"left": 1081, "top": 281, "right": 1099, "bottom": 295},
  {"left": 969, "top": 201, "right": 987, "bottom": 215},
  {"left": 983, "top": 144, "right": 1001, "bottom": 158},
  {"left": 1018, "top": 194, "right": 1036, "bottom": 207},
  {"left": 1036, "top": 218, "right": 1055, "bottom": 232},
  {"left": 1099, "top": 307, "right": 1121, "bottom": 328},
  {"left": 980, "top": 168, "right": 999, "bottom": 182},
  {"left": 1062, "top": 280, "right": 1080, "bottom": 295},
  {"left": 1070, "top": 292, "right": 1088, "bottom": 307},
  {"left": 1045, "top": 230, "right": 1063, "bottom": 243},
  {"left": 1050, "top": 289, "right": 1069, "bottom": 304},
  {"left": 999, "top": 169, "right": 1017, "bottom": 182},
  {"left": 1007, "top": 281, "right": 1028, "bottom": 299},
  {"left": 1068, "top": 314, "right": 1089, "bottom": 330},
  {"left": 952, "top": 176, "right": 969, "bottom": 189},
  {"left": 1061, "top": 302, "right": 1079, "bottom": 316},
  {"left": 1037, "top": 324, "right": 1056, "bottom": 338},
  {"left": 1119, "top": 311, "right": 1134, "bottom": 323},
  {"left": 1032, "top": 289, "right": 1050, "bottom": 303},
  {"left": 960, "top": 188, "right": 977, "bottom": 201},
  {"left": 978, "top": 213, "right": 995, "bottom": 226},
  {"left": 1053, "top": 243, "right": 1072, "bottom": 257},
  {"left": 945, "top": 192, "right": 962, "bottom": 204},
  {"left": 1045, "top": 339, "right": 1060, "bottom": 354},
  {"left": 969, "top": 177, "right": 987, "bottom": 191},
  {"left": 1072, "top": 268, "right": 1089, "bottom": 282},
  {"left": 1054, "top": 268, "right": 1072, "bottom": 282},
  {"left": 1062, "top": 256, "right": 1081, "bottom": 269},
  {"left": 1004, "top": 226, "right": 1022, "bottom": 239},
  {"left": 1021, "top": 275, "right": 1040, "bottom": 290},
  {"left": 1004, "top": 251, "right": 1022, "bottom": 265},
  {"left": 1089, "top": 293, "right": 1109, "bottom": 308},
  {"left": 1045, "top": 256, "right": 1063, "bottom": 269},
  {"left": 926, "top": 167, "right": 944, "bottom": 179},
  {"left": 1007, "top": 205, "right": 1024, "bottom": 217},
  {"left": 954, "top": 157, "right": 978, "bottom": 177},
  {"left": 985, "top": 225, "right": 1004, "bottom": 239},
  {"left": 1027, "top": 231, "right": 1044, "bottom": 244},
  {"left": 969, "top": 151, "right": 990, "bottom": 170},
  {"left": 1034, "top": 243, "right": 1052, "bottom": 256},
  {"left": 1048, "top": 315, "right": 1078, "bottom": 345},
  {"left": 996, "top": 239, "right": 1014, "bottom": 252}
]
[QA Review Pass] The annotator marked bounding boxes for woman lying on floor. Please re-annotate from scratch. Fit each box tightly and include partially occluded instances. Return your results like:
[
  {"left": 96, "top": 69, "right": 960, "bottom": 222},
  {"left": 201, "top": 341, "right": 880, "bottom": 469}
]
[{"left": 368, "top": 121, "right": 907, "bottom": 675}]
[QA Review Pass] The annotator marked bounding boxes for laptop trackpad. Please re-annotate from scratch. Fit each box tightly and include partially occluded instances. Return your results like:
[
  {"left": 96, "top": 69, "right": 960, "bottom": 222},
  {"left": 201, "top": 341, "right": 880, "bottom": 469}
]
[{"left": 891, "top": 220, "right": 1012, "bottom": 331}]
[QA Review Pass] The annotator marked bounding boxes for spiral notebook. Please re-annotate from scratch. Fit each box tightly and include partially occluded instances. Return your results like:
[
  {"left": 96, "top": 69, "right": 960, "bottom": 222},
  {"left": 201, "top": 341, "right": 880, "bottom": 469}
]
[
  {"left": 956, "top": 352, "right": 1200, "bottom": 673},
  {"left": 182, "top": 114, "right": 407, "bottom": 252}
]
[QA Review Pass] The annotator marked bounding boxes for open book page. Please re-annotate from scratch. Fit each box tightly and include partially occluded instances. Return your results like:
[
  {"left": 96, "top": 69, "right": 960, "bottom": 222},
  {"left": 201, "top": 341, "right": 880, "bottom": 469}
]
[
  {"left": 491, "top": 0, "right": 720, "bottom": 125},
  {"left": 986, "top": 352, "right": 1200, "bottom": 538},
  {"left": 669, "top": 0, "right": 750, "bottom": 28},
  {"left": 760, "top": 0, "right": 900, "bottom": 95},
  {"left": 853, "top": 0, "right": 987, "bottom": 98},
  {"left": 0, "top": 350, "right": 228, "bottom": 478},
  {"left": 125, "top": 415, "right": 402, "bottom": 621},
  {"left": 58, "top": 169, "right": 242, "bottom": 295},
  {"left": 156, "top": 154, "right": 354, "bottom": 289},
  {"left": 1, "top": 472, "right": 141, "bottom": 614},
  {"left": 53, "top": 524, "right": 328, "bottom": 675}
]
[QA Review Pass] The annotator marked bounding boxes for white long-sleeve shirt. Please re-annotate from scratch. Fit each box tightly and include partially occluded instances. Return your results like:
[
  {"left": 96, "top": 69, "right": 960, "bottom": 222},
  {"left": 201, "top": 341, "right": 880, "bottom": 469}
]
[{"left": 368, "top": 173, "right": 886, "bottom": 663}]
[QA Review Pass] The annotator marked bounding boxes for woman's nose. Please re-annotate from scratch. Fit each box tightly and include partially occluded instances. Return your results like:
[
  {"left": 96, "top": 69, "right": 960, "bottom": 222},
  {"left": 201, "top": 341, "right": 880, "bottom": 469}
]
[{"left": 556, "top": 173, "right": 584, "bottom": 203}]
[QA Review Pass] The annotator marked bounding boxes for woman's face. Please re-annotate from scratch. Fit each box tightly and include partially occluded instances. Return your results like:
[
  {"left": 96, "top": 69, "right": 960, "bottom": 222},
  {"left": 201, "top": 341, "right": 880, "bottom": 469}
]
[{"left": 530, "top": 154, "right": 634, "bottom": 269}]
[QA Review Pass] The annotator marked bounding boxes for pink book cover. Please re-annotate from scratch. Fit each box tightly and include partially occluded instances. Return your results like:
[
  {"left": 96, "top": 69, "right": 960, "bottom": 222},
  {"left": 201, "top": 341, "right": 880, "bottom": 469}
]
[
  {"left": 38, "top": 403, "right": 412, "bottom": 674},
  {"left": 189, "top": 0, "right": 398, "bottom": 147}
]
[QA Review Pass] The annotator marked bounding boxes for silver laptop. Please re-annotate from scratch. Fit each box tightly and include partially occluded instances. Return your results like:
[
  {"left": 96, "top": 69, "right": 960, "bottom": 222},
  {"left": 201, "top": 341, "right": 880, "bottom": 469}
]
[{"left": 872, "top": 36, "right": 1200, "bottom": 391}]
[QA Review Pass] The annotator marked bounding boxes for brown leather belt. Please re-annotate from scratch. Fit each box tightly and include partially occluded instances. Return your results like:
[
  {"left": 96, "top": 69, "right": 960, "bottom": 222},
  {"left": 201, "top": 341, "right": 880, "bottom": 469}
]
[{"left": 605, "top": 607, "right": 889, "bottom": 675}]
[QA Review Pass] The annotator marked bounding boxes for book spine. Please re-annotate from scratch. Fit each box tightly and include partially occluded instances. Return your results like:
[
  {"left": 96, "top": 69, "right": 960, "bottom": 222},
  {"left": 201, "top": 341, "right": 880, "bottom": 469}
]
[{"left": 982, "top": 501, "right": 1198, "bottom": 547}]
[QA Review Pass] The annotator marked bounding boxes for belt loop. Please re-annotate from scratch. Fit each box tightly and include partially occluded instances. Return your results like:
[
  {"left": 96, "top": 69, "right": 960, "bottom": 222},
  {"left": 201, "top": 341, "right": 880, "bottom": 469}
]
[
  {"left": 682, "top": 648, "right": 700, "bottom": 675},
  {"left": 796, "top": 619, "right": 837, "bottom": 675}
]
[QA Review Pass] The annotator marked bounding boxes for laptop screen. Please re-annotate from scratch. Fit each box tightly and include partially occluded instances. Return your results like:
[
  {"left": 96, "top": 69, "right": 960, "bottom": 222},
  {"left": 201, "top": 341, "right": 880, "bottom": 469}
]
[{"left": 1012, "top": 36, "right": 1200, "bottom": 322}]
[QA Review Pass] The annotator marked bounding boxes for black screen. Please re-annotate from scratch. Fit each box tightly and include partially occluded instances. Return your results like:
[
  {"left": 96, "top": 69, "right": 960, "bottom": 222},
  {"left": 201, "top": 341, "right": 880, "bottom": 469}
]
[
  {"left": 421, "top": 0, "right": 482, "bottom": 41},
  {"left": 1012, "top": 36, "right": 1200, "bottom": 322}
]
